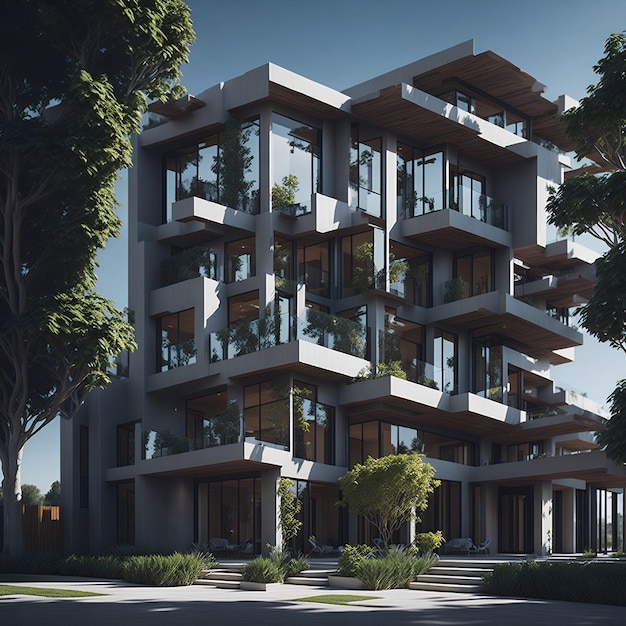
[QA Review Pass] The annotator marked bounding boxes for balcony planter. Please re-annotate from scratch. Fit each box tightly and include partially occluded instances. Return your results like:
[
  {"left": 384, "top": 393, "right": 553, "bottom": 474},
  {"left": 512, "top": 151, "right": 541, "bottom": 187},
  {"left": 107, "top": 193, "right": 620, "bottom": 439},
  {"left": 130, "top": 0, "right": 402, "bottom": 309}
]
[
  {"left": 239, "top": 581, "right": 283, "bottom": 591},
  {"left": 328, "top": 575, "right": 365, "bottom": 590}
]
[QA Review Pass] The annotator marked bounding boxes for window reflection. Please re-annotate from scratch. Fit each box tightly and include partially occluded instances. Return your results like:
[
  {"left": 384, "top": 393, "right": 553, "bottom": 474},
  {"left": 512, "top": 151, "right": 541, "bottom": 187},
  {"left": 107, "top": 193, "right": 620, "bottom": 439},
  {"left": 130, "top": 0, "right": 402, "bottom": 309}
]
[
  {"left": 397, "top": 143, "right": 444, "bottom": 218},
  {"left": 271, "top": 113, "right": 321, "bottom": 215},
  {"left": 350, "top": 124, "right": 382, "bottom": 217},
  {"left": 158, "top": 309, "right": 196, "bottom": 372}
]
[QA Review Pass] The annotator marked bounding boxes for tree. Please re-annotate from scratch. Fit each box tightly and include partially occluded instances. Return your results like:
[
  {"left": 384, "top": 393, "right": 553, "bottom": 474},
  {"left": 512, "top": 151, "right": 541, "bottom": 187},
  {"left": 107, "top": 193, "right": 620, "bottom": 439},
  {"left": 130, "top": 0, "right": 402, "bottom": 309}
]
[
  {"left": 545, "top": 33, "right": 626, "bottom": 462},
  {"left": 0, "top": 0, "right": 194, "bottom": 557},
  {"left": 44, "top": 480, "right": 61, "bottom": 506},
  {"left": 277, "top": 477, "right": 302, "bottom": 547},
  {"left": 337, "top": 454, "right": 439, "bottom": 549},
  {"left": 20, "top": 484, "right": 43, "bottom": 506}
]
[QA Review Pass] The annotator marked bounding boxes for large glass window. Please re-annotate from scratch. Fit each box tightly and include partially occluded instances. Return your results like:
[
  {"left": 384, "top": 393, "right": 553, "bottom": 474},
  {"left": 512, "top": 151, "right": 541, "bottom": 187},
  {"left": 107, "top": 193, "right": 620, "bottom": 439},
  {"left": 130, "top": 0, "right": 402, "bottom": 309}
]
[
  {"left": 272, "top": 113, "right": 321, "bottom": 215},
  {"left": 349, "top": 420, "right": 420, "bottom": 466},
  {"left": 197, "top": 477, "right": 261, "bottom": 553},
  {"left": 454, "top": 249, "right": 493, "bottom": 298},
  {"left": 350, "top": 124, "right": 382, "bottom": 217},
  {"left": 226, "top": 237, "right": 256, "bottom": 283},
  {"left": 474, "top": 338, "right": 503, "bottom": 402},
  {"left": 244, "top": 379, "right": 290, "bottom": 448},
  {"left": 389, "top": 241, "right": 431, "bottom": 306},
  {"left": 434, "top": 329, "right": 457, "bottom": 394},
  {"left": 397, "top": 143, "right": 444, "bottom": 218},
  {"left": 294, "top": 382, "right": 335, "bottom": 464},
  {"left": 187, "top": 391, "right": 242, "bottom": 449},
  {"left": 163, "top": 117, "right": 259, "bottom": 221},
  {"left": 380, "top": 308, "right": 425, "bottom": 382},
  {"left": 158, "top": 309, "right": 196, "bottom": 372},
  {"left": 117, "top": 423, "right": 135, "bottom": 467},
  {"left": 342, "top": 228, "right": 384, "bottom": 296},
  {"left": 297, "top": 239, "right": 331, "bottom": 298}
]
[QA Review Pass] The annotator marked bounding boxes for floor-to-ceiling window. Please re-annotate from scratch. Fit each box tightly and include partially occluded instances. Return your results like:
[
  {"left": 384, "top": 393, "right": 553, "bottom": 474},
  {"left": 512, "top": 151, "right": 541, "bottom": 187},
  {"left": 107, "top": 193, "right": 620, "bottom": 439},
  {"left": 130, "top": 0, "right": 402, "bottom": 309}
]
[
  {"left": 272, "top": 114, "right": 321, "bottom": 215},
  {"left": 350, "top": 124, "right": 382, "bottom": 217},
  {"left": 397, "top": 143, "right": 444, "bottom": 218},
  {"left": 434, "top": 329, "right": 457, "bottom": 394}
]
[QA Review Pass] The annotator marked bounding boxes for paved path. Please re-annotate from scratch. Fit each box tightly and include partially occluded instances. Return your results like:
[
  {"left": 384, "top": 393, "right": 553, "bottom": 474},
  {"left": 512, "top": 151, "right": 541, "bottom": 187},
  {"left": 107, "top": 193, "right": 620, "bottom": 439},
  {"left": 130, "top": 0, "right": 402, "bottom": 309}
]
[{"left": 1, "top": 576, "right": 623, "bottom": 625}]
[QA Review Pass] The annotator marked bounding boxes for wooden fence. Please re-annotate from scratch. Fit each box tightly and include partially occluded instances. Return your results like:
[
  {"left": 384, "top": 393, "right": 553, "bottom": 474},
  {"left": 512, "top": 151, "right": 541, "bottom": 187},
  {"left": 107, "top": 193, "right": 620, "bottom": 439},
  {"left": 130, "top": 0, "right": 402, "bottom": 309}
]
[{"left": 0, "top": 505, "right": 63, "bottom": 553}]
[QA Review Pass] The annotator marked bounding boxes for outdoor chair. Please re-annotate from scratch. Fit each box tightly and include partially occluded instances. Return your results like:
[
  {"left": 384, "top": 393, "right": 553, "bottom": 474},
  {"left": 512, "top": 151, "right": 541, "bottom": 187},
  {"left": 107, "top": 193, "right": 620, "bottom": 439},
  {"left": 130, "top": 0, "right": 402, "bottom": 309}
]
[
  {"left": 308, "top": 538, "right": 333, "bottom": 555},
  {"left": 469, "top": 538, "right": 491, "bottom": 555}
]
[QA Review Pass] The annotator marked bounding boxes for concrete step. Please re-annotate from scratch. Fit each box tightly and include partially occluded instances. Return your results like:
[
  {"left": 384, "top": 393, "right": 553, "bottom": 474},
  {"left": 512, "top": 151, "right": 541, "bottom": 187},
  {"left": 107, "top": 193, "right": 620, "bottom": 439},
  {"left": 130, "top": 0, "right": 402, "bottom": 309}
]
[
  {"left": 195, "top": 578, "right": 241, "bottom": 589},
  {"left": 410, "top": 580, "right": 482, "bottom": 593},
  {"left": 203, "top": 570, "right": 243, "bottom": 582},
  {"left": 416, "top": 573, "right": 483, "bottom": 586},
  {"left": 428, "top": 566, "right": 491, "bottom": 577},
  {"left": 285, "top": 575, "right": 329, "bottom": 586}
]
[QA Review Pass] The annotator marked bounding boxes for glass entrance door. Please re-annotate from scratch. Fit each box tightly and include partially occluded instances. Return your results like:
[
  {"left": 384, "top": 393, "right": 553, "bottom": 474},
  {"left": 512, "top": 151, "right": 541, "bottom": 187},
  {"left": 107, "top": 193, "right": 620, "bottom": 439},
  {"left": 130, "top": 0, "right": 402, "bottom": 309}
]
[{"left": 498, "top": 486, "right": 533, "bottom": 553}]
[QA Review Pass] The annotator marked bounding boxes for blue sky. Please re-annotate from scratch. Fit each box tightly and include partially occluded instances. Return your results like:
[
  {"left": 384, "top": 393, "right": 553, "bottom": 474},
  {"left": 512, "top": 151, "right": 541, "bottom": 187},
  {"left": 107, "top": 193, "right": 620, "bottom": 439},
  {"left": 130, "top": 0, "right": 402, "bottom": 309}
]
[{"left": 19, "top": 0, "right": 626, "bottom": 492}]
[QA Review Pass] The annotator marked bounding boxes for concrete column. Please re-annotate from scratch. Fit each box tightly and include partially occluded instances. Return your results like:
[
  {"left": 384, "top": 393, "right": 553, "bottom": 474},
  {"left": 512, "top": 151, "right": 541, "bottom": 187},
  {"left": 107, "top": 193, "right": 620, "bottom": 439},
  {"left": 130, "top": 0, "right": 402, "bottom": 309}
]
[
  {"left": 534, "top": 480, "right": 553, "bottom": 556},
  {"left": 261, "top": 467, "right": 281, "bottom": 551}
]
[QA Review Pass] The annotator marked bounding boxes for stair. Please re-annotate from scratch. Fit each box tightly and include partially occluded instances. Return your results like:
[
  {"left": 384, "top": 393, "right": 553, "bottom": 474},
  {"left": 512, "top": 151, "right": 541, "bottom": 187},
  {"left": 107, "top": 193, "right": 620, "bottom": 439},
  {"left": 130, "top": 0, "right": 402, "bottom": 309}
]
[
  {"left": 285, "top": 568, "right": 334, "bottom": 587},
  {"left": 410, "top": 559, "right": 494, "bottom": 593},
  {"left": 196, "top": 567, "right": 243, "bottom": 589}
]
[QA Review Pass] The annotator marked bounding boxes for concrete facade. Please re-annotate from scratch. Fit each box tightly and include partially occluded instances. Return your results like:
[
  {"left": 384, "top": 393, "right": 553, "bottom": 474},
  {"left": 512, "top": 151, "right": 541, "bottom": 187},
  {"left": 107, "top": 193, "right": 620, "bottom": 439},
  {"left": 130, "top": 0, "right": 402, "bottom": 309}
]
[{"left": 62, "top": 41, "right": 626, "bottom": 557}]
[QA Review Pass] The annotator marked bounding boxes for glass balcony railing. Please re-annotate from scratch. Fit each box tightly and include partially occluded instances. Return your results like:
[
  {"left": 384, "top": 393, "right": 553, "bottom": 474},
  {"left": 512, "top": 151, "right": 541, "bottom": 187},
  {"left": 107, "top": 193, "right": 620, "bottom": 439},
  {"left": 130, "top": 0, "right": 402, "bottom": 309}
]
[{"left": 210, "top": 309, "right": 368, "bottom": 362}]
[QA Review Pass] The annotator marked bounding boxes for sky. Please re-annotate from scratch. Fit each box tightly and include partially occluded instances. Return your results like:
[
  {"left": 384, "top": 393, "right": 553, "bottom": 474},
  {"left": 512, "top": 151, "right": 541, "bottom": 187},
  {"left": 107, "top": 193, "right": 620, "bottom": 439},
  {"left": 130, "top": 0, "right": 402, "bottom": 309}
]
[{"left": 18, "top": 0, "right": 626, "bottom": 492}]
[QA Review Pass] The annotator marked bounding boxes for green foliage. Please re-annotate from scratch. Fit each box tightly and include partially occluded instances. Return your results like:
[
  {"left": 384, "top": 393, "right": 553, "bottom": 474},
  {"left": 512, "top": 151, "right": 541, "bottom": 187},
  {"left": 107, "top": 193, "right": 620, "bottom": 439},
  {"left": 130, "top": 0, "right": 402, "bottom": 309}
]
[
  {"left": 160, "top": 246, "right": 216, "bottom": 287},
  {"left": 338, "top": 454, "right": 439, "bottom": 549},
  {"left": 153, "top": 430, "right": 191, "bottom": 455},
  {"left": 355, "top": 548, "right": 438, "bottom": 590},
  {"left": 121, "top": 553, "right": 205, "bottom": 586},
  {"left": 443, "top": 277, "right": 465, "bottom": 303},
  {"left": 272, "top": 174, "right": 299, "bottom": 208},
  {"left": 211, "top": 400, "right": 241, "bottom": 444},
  {"left": 0, "top": 0, "right": 193, "bottom": 558},
  {"left": 355, "top": 361, "right": 408, "bottom": 381},
  {"left": 241, "top": 557, "right": 284, "bottom": 583},
  {"left": 60, "top": 554, "right": 125, "bottom": 579},
  {"left": 267, "top": 544, "right": 309, "bottom": 578},
  {"left": 294, "top": 594, "right": 381, "bottom": 605},
  {"left": 415, "top": 530, "right": 445, "bottom": 554},
  {"left": 44, "top": 480, "right": 61, "bottom": 506},
  {"left": 597, "top": 379, "right": 626, "bottom": 462},
  {"left": 278, "top": 478, "right": 303, "bottom": 544},
  {"left": 337, "top": 544, "right": 374, "bottom": 577},
  {"left": 20, "top": 484, "right": 44, "bottom": 506},
  {"left": 482, "top": 561, "right": 626, "bottom": 606},
  {"left": 0, "top": 551, "right": 63, "bottom": 575}
]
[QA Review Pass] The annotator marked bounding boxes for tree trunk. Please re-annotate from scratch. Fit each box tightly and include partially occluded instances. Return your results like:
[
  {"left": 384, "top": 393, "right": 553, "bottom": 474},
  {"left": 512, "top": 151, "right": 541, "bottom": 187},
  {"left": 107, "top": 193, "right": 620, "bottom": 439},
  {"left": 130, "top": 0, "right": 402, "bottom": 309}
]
[{"left": 1, "top": 442, "right": 25, "bottom": 558}]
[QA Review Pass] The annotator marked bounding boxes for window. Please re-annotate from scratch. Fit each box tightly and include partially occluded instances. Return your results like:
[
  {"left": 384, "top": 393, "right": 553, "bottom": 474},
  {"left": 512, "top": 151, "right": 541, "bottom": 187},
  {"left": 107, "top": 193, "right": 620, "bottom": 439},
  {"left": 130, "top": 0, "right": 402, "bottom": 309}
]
[
  {"left": 297, "top": 239, "right": 331, "bottom": 298},
  {"left": 350, "top": 124, "right": 382, "bottom": 216},
  {"left": 389, "top": 241, "right": 431, "bottom": 306},
  {"left": 380, "top": 308, "right": 425, "bottom": 382},
  {"left": 117, "top": 423, "right": 135, "bottom": 466},
  {"left": 116, "top": 482, "right": 135, "bottom": 545},
  {"left": 434, "top": 329, "right": 457, "bottom": 394},
  {"left": 79, "top": 425, "right": 89, "bottom": 508},
  {"left": 274, "top": 236, "right": 293, "bottom": 288},
  {"left": 158, "top": 309, "right": 196, "bottom": 372},
  {"left": 451, "top": 168, "right": 485, "bottom": 219},
  {"left": 454, "top": 249, "right": 493, "bottom": 298},
  {"left": 474, "top": 338, "right": 503, "bottom": 402},
  {"left": 160, "top": 244, "right": 217, "bottom": 287},
  {"left": 294, "top": 382, "right": 335, "bottom": 464},
  {"left": 244, "top": 379, "right": 289, "bottom": 448},
  {"left": 349, "top": 420, "right": 420, "bottom": 466},
  {"left": 187, "top": 391, "right": 240, "bottom": 449},
  {"left": 397, "top": 144, "right": 444, "bottom": 217},
  {"left": 226, "top": 237, "right": 256, "bottom": 282},
  {"left": 163, "top": 117, "right": 259, "bottom": 221},
  {"left": 342, "top": 228, "right": 384, "bottom": 296},
  {"left": 272, "top": 113, "right": 321, "bottom": 214}
]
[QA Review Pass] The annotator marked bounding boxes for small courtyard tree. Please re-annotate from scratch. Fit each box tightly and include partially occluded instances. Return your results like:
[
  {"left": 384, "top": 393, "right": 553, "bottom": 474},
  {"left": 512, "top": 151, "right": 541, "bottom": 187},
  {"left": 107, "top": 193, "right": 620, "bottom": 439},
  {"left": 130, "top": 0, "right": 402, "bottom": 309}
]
[
  {"left": 545, "top": 33, "right": 626, "bottom": 462},
  {"left": 0, "top": 0, "right": 194, "bottom": 558},
  {"left": 277, "top": 477, "right": 302, "bottom": 547},
  {"left": 338, "top": 453, "right": 439, "bottom": 549}
]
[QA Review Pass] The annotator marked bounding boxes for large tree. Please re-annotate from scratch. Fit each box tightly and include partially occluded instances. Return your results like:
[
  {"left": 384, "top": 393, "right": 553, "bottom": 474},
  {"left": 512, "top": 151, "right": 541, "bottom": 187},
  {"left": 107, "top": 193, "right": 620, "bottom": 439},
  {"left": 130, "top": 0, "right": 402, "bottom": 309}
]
[
  {"left": 546, "top": 33, "right": 626, "bottom": 462},
  {"left": 337, "top": 453, "right": 439, "bottom": 549},
  {"left": 0, "top": 0, "right": 194, "bottom": 557}
]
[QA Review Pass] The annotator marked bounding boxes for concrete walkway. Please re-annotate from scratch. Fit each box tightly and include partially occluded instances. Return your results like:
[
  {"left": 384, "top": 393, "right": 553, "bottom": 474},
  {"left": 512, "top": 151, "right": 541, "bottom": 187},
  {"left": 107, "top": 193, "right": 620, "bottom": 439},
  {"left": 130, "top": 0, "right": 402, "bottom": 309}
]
[{"left": 0, "top": 575, "right": 623, "bottom": 626}]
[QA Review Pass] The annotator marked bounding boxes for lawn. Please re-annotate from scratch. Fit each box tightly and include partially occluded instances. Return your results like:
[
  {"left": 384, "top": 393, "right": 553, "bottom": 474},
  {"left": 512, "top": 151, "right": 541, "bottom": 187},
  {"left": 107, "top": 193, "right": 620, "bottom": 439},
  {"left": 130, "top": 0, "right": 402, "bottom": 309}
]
[
  {"left": 0, "top": 584, "right": 105, "bottom": 598},
  {"left": 293, "top": 594, "right": 381, "bottom": 606}
]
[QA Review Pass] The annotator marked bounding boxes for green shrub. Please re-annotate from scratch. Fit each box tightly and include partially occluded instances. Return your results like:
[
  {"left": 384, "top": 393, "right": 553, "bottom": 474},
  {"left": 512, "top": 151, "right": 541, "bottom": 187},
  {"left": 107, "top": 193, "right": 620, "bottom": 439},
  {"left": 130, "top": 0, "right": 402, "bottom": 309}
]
[
  {"left": 121, "top": 553, "right": 205, "bottom": 586},
  {"left": 1, "top": 551, "right": 63, "bottom": 575},
  {"left": 283, "top": 556, "right": 309, "bottom": 578},
  {"left": 355, "top": 548, "right": 438, "bottom": 590},
  {"left": 241, "top": 557, "right": 284, "bottom": 583},
  {"left": 60, "top": 554, "right": 125, "bottom": 579},
  {"left": 415, "top": 531, "right": 445, "bottom": 554},
  {"left": 482, "top": 561, "right": 626, "bottom": 606},
  {"left": 338, "top": 544, "right": 374, "bottom": 577}
]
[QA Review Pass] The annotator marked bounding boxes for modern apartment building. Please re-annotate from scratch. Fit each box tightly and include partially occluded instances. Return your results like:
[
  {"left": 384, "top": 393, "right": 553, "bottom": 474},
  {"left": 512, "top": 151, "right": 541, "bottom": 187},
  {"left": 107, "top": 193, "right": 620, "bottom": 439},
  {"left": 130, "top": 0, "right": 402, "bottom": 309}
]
[{"left": 61, "top": 41, "right": 626, "bottom": 556}]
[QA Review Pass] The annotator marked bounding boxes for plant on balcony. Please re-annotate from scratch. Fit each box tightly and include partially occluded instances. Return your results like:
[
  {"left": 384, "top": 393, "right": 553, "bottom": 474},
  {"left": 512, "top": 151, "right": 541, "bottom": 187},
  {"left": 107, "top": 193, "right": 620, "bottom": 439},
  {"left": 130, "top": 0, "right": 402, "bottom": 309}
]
[
  {"left": 231, "top": 319, "right": 259, "bottom": 356},
  {"left": 333, "top": 315, "right": 366, "bottom": 357},
  {"left": 160, "top": 245, "right": 216, "bottom": 287},
  {"left": 212, "top": 400, "right": 241, "bottom": 445},
  {"left": 153, "top": 430, "right": 192, "bottom": 456},
  {"left": 211, "top": 116, "right": 256, "bottom": 212},
  {"left": 272, "top": 173, "right": 299, "bottom": 210},
  {"left": 443, "top": 277, "right": 465, "bottom": 303}
]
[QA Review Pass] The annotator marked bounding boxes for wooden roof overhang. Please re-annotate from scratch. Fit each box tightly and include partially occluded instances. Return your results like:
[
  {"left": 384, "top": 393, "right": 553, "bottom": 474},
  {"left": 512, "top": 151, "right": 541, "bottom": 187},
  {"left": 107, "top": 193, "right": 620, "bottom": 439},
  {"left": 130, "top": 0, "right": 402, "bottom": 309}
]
[
  {"left": 352, "top": 85, "right": 525, "bottom": 167},
  {"left": 411, "top": 50, "right": 574, "bottom": 152}
]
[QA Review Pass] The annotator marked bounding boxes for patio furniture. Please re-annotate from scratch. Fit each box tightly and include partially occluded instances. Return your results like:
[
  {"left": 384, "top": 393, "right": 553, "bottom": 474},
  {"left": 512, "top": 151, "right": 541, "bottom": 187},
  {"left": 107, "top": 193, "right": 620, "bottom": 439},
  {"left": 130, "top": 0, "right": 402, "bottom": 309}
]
[
  {"left": 308, "top": 538, "right": 333, "bottom": 554},
  {"left": 442, "top": 537, "right": 474, "bottom": 555},
  {"left": 469, "top": 538, "right": 491, "bottom": 555},
  {"left": 209, "top": 537, "right": 238, "bottom": 553}
]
